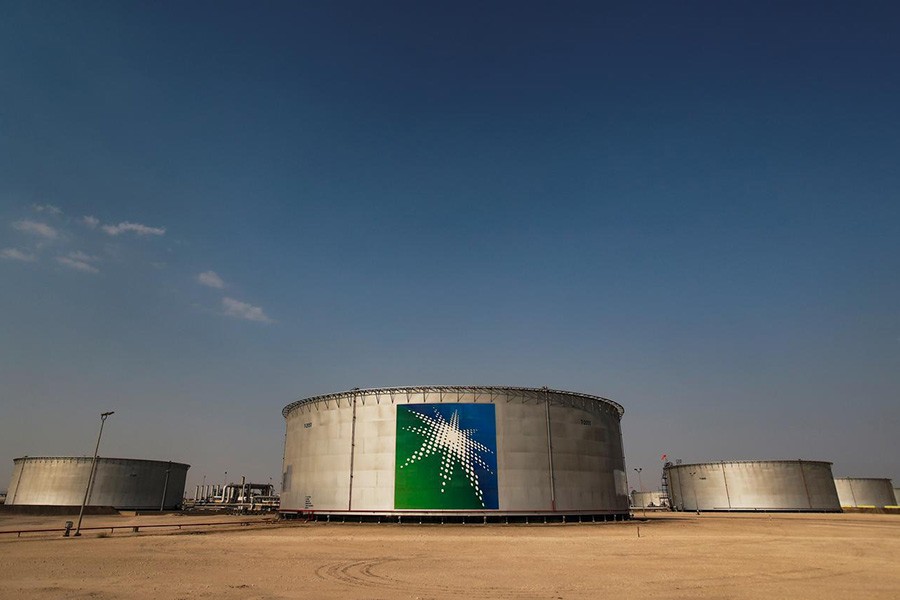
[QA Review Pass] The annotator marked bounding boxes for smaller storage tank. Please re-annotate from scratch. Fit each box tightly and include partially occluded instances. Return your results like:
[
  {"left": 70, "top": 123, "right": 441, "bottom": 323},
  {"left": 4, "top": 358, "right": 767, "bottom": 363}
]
[
  {"left": 631, "top": 490, "right": 667, "bottom": 508},
  {"left": 5, "top": 457, "right": 189, "bottom": 510},
  {"left": 833, "top": 478, "right": 896, "bottom": 508},
  {"left": 666, "top": 460, "right": 841, "bottom": 512},
  {"left": 894, "top": 488, "right": 900, "bottom": 506}
]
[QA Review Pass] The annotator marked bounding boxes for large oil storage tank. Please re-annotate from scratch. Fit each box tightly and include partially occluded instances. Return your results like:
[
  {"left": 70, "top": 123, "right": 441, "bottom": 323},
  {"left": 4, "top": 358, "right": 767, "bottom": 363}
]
[
  {"left": 281, "top": 386, "right": 629, "bottom": 519},
  {"left": 5, "top": 457, "right": 189, "bottom": 510},
  {"left": 666, "top": 460, "right": 841, "bottom": 512},
  {"left": 833, "top": 478, "right": 896, "bottom": 508}
]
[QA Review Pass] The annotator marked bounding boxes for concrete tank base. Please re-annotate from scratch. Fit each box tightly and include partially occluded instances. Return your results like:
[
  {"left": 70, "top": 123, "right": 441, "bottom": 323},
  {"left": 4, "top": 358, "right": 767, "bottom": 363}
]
[{"left": 280, "top": 510, "right": 631, "bottom": 524}]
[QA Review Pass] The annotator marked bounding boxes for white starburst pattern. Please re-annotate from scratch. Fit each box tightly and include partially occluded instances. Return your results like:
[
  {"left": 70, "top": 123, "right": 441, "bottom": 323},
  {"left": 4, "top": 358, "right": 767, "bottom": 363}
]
[{"left": 399, "top": 407, "right": 495, "bottom": 506}]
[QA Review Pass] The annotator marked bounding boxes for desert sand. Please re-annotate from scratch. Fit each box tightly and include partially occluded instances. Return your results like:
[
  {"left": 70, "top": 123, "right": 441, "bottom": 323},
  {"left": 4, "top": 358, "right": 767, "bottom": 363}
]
[{"left": 1, "top": 512, "right": 897, "bottom": 599}]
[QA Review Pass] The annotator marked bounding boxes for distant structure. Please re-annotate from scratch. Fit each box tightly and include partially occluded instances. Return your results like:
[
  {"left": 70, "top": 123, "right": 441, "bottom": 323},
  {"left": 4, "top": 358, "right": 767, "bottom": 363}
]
[
  {"left": 194, "top": 477, "right": 277, "bottom": 510},
  {"left": 833, "top": 478, "right": 896, "bottom": 508},
  {"left": 631, "top": 490, "right": 667, "bottom": 508},
  {"left": 665, "top": 460, "right": 841, "bottom": 512},
  {"left": 5, "top": 456, "right": 189, "bottom": 510},
  {"left": 281, "top": 386, "right": 630, "bottom": 521}
]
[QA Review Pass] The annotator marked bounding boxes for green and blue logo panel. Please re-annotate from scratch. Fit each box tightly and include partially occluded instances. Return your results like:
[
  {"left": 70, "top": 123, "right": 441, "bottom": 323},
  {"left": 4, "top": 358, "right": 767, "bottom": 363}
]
[{"left": 395, "top": 403, "right": 499, "bottom": 510}]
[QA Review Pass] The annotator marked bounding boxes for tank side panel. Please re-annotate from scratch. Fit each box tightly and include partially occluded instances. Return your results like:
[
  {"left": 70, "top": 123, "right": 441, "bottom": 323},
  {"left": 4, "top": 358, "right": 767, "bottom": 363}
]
[
  {"left": 669, "top": 462, "right": 840, "bottom": 511},
  {"left": 5, "top": 461, "right": 24, "bottom": 504},
  {"left": 282, "top": 400, "right": 353, "bottom": 511},
  {"left": 717, "top": 462, "right": 820, "bottom": 510},
  {"left": 800, "top": 463, "right": 840, "bottom": 510},
  {"left": 495, "top": 398, "right": 551, "bottom": 511},
  {"left": 7, "top": 458, "right": 92, "bottom": 505},
  {"left": 164, "top": 465, "right": 189, "bottom": 508},
  {"left": 349, "top": 401, "right": 396, "bottom": 511},
  {"left": 835, "top": 479, "right": 895, "bottom": 507},
  {"left": 549, "top": 403, "right": 627, "bottom": 512},
  {"left": 6, "top": 458, "right": 187, "bottom": 509},
  {"left": 690, "top": 464, "right": 731, "bottom": 510},
  {"left": 90, "top": 460, "right": 162, "bottom": 509},
  {"left": 834, "top": 478, "right": 853, "bottom": 505},
  {"left": 87, "top": 460, "right": 187, "bottom": 509},
  {"left": 725, "top": 462, "right": 805, "bottom": 509},
  {"left": 666, "top": 467, "right": 684, "bottom": 510}
]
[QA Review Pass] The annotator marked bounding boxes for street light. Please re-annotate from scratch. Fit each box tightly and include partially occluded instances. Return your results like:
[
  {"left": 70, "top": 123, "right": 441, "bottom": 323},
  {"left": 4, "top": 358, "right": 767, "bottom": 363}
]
[
  {"left": 74, "top": 411, "right": 114, "bottom": 537},
  {"left": 633, "top": 468, "right": 645, "bottom": 518}
]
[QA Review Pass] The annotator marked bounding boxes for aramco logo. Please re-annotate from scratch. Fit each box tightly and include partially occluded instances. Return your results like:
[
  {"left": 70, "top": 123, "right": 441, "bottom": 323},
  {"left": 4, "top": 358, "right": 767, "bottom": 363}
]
[{"left": 394, "top": 403, "right": 499, "bottom": 510}]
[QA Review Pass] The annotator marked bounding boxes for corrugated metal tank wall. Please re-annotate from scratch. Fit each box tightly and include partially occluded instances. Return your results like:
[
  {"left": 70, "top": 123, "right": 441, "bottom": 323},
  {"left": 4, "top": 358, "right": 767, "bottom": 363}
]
[
  {"left": 666, "top": 461, "right": 841, "bottom": 512},
  {"left": 833, "top": 478, "right": 896, "bottom": 507},
  {"left": 281, "top": 386, "right": 630, "bottom": 516},
  {"left": 5, "top": 457, "right": 189, "bottom": 510}
]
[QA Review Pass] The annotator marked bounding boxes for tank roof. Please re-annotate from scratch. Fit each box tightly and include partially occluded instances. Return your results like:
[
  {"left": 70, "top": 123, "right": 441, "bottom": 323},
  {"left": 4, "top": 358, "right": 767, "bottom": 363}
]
[
  {"left": 283, "top": 385, "right": 623, "bottom": 418},
  {"left": 13, "top": 456, "right": 190, "bottom": 469},
  {"left": 665, "top": 459, "right": 833, "bottom": 468}
]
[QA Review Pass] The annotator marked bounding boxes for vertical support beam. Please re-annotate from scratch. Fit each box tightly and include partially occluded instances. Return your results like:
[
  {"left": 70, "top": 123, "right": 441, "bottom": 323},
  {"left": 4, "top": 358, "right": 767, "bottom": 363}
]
[
  {"left": 798, "top": 460, "right": 813, "bottom": 509},
  {"left": 348, "top": 390, "right": 358, "bottom": 511},
  {"left": 544, "top": 388, "right": 556, "bottom": 511},
  {"left": 160, "top": 462, "right": 171, "bottom": 511},
  {"left": 721, "top": 462, "right": 732, "bottom": 509}
]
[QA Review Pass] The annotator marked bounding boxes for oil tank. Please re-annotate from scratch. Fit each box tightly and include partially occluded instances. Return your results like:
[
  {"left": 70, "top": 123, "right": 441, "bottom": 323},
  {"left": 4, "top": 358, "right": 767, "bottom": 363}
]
[
  {"left": 5, "top": 457, "right": 189, "bottom": 510},
  {"left": 665, "top": 460, "right": 841, "bottom": 512},
  {"left": 281, "top": 386, "right": 629, "bottom": 519},
  {"left": 631, "top": 490, "right": 667, "bottom": 508},
  {"left": 833, "top": 478, "right": 896, "bottom": 508}
]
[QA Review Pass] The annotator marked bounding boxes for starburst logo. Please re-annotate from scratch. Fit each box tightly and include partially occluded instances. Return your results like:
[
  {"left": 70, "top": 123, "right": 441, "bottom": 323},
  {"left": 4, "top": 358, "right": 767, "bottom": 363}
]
[{"left": 395, "top": 404, "right": 499, "bottom": 510}]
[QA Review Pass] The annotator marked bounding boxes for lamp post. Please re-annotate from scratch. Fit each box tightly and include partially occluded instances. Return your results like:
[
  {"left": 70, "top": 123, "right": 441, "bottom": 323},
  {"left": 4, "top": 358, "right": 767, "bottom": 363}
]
[
  {"left": 633, "top": 468, "right": 645, "bottom": 518},
  {"left": 689, "top": 471, "right": 700, "bottom": 515},
  {"left": 74, "top": 411, "right": 114, "bottom": 537}
]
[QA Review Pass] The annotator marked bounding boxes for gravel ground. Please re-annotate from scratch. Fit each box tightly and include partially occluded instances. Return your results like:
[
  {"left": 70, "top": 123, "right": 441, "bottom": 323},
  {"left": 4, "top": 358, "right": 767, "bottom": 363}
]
[{"left": 1, "top": 512, "right": 897, "bottom": 599}]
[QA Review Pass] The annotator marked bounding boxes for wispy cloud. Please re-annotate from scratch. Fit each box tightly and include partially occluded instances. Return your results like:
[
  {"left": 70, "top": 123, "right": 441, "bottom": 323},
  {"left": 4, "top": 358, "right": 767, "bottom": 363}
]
[
  {"left": 13, "top": 219, "right": 58, "bottom": 239},
  {"left": 222, "top": 297, "right": 273, "bottom": 324},
  {"left": 56, "top": 251, "right": 100, "bottom": 274},
  {"left": 82, "top": 215, "right": 100, "bottom": 229},
  {"left": 1, "top": 247, "right": 37, "bottom": 262},
  {"left": 198, "top": 270, "right": 225, "bottom": 289},
  {"left": 101, "top": 221, "right": 166, "bottom": 237},
  {"left": 32, "top": 204, "right": 62, "bottom": 215}
]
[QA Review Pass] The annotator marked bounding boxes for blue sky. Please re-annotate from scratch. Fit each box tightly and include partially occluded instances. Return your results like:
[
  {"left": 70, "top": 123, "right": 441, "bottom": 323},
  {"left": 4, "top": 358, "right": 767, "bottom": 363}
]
[{"left": 1, "top": 2, "right": 898, "bottom": 492}]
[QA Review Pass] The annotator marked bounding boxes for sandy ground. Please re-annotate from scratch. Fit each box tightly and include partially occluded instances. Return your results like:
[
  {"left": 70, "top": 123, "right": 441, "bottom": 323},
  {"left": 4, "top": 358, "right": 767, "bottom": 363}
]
[{"left": 1, "top": 512, "right": 897, "bottom": 599}]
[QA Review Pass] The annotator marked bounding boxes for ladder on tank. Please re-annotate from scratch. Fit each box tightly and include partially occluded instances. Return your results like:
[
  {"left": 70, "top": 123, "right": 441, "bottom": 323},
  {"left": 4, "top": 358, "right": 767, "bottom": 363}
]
[{"left": 660, "top": 463, "right": 672, "bottom": 509}]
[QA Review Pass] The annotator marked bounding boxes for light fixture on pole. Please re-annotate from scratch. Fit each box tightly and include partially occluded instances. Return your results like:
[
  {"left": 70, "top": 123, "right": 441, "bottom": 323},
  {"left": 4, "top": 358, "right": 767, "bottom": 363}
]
[
  {"left": 633, "top": 467, "right": 645, "bottom": 518},
  {"left": 74, "top": 411, "right": 114, "bottom": 537}
]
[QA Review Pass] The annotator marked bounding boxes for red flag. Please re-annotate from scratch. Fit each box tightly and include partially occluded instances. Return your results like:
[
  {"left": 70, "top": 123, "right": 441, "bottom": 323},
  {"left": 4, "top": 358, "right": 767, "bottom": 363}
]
[{"left": 660, "top": 454, "right": 667, "bottom": 461}]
